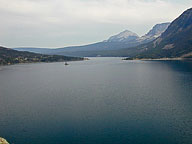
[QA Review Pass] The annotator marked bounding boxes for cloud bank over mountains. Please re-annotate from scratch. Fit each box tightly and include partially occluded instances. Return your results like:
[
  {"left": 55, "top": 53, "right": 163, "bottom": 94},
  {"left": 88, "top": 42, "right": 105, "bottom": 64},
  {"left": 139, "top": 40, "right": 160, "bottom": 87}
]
[{"left": 0, "top": 0, "right": 191, "bottom": 47}]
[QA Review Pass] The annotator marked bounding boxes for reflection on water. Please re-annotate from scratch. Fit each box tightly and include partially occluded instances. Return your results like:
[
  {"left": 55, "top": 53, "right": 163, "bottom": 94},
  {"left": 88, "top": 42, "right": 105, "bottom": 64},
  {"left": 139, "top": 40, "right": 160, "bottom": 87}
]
[{"left": 0, "top": 58, "right": 192, "bottom": 144}]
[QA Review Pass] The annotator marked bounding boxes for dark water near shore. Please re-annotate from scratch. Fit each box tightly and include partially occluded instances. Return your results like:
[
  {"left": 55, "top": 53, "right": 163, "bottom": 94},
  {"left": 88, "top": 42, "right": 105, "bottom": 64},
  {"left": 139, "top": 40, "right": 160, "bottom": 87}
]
[{"left": 0, "top": 58, "right": 192, "bottom": 144}]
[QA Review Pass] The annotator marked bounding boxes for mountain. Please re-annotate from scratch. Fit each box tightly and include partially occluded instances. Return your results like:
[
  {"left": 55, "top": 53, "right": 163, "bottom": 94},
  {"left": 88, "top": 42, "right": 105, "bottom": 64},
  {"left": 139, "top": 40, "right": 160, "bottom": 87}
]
[
  {"left": 126, "top": 8, "right": 192, "bottom": 59},
  {"left": 14, "top": 42, "right": 140, "bottom": 56},
  {"left": 13, "top": 47, "right": 53, "bottom": 54},
  {"left": 106, "top": 30, "right": 139, "bottom": 43},
  {"left": 0, "top": 46, "right": 83, "bottom": 65},
  {"left": 106, "top": 23, "right": 170, "bottom": 44},
  {"left": 137, "top": 22, "right": 170, "bottom": 43},
  {"left": 14, "top": 23, "right": 169, "bottom": 57}
]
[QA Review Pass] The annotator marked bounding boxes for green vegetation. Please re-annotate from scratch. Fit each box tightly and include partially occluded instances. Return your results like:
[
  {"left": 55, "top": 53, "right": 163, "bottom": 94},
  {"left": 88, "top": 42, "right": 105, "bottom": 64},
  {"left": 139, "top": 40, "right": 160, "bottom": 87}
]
[{"left": 0, "top": 46, "right": 83, "bottom": 65}]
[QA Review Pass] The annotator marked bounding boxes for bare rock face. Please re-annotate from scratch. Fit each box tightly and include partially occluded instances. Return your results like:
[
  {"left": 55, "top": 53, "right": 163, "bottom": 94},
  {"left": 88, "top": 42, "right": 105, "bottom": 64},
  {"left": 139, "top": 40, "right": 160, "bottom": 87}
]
[{"left": 0, "top": 138, "right": 9, "bottom": 144}]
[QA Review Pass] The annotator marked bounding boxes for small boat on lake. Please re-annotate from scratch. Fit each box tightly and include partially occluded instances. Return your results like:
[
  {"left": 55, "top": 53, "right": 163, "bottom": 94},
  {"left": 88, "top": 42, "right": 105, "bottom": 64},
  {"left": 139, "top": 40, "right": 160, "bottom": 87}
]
[{"left": 64, "top": 62, "right": 69, "bottom": 65}]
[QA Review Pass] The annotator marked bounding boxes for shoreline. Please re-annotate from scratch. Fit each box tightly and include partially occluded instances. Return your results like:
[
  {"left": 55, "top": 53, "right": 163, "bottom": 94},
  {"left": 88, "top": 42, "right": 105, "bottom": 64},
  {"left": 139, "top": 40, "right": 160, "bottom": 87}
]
[
  {"left": 123, "top": 57, "right": 192, "bottom": 61},
  {"left": 0, "top": 58, "right": 87, "bottom": 67}
]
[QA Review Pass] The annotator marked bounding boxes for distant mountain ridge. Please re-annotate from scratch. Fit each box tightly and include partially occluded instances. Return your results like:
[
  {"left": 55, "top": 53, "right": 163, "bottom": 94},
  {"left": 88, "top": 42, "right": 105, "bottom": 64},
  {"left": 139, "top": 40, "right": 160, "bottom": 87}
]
[
  {"left": 137, "top": 22, "right": 170, "bottom": 43},
  {"left": 14, "top": 23, "right": 170, "bottom": 57},
  {"left": 127, "top": 8, "right": 192, "bottom": 59},
  {"left": 106, "top": 23, "right": 170, "bottom": 44},
  {"left": 106, "top": 30, "right": 139, "bottom": 43},
  {"left": 9, "top": 8, "right": 192, "bottom": 59}
]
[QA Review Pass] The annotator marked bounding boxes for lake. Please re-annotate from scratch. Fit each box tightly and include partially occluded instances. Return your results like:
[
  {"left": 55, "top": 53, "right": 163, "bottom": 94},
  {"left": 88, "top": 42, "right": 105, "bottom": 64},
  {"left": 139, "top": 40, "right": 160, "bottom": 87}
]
[{"left": 0, "top": 57, "right": 192, "bottom": 144}]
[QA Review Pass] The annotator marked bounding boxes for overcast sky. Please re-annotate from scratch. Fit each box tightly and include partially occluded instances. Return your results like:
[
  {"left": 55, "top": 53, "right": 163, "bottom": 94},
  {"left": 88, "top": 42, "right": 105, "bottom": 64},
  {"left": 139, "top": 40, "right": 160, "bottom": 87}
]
[{"left": 0, "top": 0, "right": 192, "bottom": 48}]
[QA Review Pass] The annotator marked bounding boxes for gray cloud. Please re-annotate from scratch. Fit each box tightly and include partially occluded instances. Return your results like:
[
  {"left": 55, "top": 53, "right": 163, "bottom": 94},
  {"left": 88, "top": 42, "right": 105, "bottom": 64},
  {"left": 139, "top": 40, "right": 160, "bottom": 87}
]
[{"left": 0, "top": 0, "right": 191, "bottom": 47}]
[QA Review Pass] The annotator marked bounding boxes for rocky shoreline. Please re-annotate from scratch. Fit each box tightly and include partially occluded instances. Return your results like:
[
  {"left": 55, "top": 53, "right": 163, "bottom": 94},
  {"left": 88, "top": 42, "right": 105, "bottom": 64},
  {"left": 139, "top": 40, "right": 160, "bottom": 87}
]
[{"left": 0, "top": 138, "right": 9, "bottom": 144}]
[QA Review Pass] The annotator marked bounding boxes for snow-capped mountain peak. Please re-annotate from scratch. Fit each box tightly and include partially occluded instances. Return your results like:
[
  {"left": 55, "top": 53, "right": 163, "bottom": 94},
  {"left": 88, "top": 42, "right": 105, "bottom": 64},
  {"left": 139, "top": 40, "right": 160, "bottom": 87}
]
[
  {"left": 107, "top": 30, "right": 139, "bottom": 42},
  {"left": 104, "top": 23, "right": 170, "bottom": 45}
]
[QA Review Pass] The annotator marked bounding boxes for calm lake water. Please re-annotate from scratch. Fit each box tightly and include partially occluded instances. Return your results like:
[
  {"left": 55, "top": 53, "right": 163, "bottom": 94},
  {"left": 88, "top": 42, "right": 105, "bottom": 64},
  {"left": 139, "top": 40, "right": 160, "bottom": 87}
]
[{"left": 0, "top": 57, "right": 192, "bottom": 144}]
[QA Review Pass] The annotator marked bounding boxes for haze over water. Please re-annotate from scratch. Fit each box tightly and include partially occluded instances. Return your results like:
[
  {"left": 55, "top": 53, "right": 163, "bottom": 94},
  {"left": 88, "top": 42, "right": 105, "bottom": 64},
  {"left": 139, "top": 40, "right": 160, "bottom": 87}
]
[{"left": 0, "top": 58, "right": 192, "bottom": 144}]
